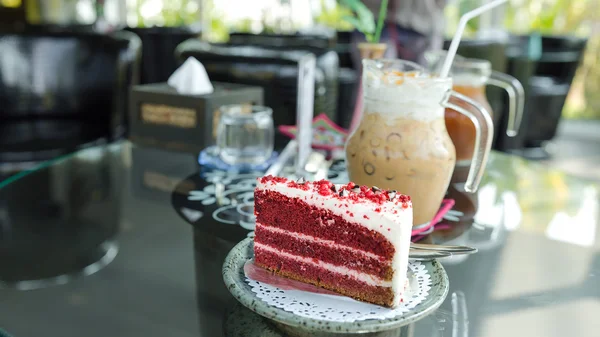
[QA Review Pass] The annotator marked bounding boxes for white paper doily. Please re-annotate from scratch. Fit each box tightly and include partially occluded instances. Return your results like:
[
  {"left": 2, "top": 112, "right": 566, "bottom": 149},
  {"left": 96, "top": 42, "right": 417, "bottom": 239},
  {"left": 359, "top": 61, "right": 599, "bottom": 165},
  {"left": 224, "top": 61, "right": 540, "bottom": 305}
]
[{"left": 246, "top": 261, "right": 432, "bottom": 322}]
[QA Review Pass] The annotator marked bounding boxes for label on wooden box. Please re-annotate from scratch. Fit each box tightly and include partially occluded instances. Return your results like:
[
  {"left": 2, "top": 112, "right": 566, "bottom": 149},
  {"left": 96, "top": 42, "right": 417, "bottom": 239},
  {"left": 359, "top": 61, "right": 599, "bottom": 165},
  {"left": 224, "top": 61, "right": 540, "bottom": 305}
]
[{"left": 140, "top": 103, "right": 196, "bottom": 128}]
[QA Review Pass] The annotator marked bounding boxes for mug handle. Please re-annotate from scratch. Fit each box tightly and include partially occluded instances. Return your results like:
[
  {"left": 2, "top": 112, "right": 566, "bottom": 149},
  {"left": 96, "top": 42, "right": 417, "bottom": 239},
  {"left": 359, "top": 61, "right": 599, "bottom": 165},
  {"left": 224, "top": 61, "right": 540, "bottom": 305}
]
[
  {"left": 487, "top": 71, "right": 525, "bottom": 137},
  {"left": 444, "top": 91, "right": 494, "bottom": 193}
]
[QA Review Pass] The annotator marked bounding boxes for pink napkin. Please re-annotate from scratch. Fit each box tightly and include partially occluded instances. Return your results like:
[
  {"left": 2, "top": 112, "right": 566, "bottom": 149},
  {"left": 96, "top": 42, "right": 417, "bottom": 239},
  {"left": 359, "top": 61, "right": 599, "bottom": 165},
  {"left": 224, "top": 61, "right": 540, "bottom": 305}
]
[
  {"left": 411, "top": 199, "right": 455, "bottom": 237},
  {"left": 278, "top": 113, "right": 348, "bottom": 151}
]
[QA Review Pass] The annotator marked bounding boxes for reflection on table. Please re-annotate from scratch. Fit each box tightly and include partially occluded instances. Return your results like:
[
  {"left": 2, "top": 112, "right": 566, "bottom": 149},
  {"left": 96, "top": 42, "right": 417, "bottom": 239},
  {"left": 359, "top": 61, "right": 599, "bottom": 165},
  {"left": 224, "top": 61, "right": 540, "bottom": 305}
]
[{"left": 0, "top": 142, "right": 598, "bottom": 337}]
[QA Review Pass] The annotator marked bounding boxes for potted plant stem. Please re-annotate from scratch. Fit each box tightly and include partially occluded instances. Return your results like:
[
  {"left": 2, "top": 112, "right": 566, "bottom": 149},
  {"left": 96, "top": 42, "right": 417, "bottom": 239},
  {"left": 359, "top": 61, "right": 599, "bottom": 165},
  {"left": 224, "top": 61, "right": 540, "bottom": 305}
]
[
  {"left": 340, "top": 0, "right": 389, "bottom": 130},
  {"left": 341, "top": 0, "right": 389, "bottom": 59}
]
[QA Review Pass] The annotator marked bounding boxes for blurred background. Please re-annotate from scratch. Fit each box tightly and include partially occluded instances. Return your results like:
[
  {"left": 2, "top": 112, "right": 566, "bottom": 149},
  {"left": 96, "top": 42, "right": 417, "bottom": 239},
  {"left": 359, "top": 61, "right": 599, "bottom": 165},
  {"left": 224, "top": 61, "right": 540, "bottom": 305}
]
[{"left": 0, "top": 0, "right": 598, "bottom": 180}]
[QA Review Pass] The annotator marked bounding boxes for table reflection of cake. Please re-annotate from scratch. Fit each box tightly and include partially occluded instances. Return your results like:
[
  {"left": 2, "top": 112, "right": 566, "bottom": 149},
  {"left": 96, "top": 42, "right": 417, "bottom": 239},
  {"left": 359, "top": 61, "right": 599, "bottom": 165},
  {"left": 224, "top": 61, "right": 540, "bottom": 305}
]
[{"left": 253, "top": 176, "right": 413, "bottom": 308}]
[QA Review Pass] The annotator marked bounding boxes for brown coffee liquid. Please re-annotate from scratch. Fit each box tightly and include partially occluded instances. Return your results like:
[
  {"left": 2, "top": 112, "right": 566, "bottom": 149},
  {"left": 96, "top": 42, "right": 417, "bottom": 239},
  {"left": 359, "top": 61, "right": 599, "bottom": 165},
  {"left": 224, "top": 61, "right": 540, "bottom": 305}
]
[
  {"left": 445, "top": 85, "right": 493, "bottom": 164},
  {"left": 346, "top": 112, "right": 456, "bottom": 226}
]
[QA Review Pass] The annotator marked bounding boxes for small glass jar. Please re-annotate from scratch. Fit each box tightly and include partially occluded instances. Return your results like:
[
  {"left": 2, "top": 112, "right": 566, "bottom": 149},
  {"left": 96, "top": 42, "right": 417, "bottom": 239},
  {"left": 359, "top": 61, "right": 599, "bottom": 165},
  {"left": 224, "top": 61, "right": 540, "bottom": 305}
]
[{"left": 216, "top": 105, "right": 274, "bottom": 165}]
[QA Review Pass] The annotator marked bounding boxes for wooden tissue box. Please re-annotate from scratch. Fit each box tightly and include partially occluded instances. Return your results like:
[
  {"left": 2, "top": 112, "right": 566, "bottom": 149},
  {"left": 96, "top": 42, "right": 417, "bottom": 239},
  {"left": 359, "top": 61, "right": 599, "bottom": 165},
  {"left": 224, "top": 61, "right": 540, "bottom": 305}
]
[{"left": 129, "top": 82, "right": 264, "bottom": 153}]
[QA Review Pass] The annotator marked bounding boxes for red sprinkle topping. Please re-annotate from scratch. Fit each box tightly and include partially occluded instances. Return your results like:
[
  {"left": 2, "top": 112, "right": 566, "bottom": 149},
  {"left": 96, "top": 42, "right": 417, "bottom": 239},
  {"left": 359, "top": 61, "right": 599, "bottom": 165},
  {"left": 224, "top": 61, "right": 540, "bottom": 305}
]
[
  {"left": 260, "top": 175, "right": 287, "bottom": 184},
  {"left": 286, "top": 181, "right": 310, "bottom": 191},
  {"left": 258, "top": 176, "right": 411, "bottom": 207},
  {"left": 398, "top": 195, "right": 411, "bottom": 203}
]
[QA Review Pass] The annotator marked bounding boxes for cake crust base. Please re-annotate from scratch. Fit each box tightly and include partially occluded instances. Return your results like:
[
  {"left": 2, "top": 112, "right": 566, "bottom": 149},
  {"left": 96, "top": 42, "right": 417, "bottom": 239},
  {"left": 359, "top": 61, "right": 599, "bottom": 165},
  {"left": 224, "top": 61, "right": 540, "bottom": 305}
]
[{"left": 255, "top": 249, "right": 397, "bottom": 308}]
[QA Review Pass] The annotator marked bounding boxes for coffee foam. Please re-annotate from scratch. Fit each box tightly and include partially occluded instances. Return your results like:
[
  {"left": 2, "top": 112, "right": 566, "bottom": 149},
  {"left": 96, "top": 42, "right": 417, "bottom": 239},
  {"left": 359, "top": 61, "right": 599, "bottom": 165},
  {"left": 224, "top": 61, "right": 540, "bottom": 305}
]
[
  {"left": 362, "top": 74, "right": 451, "bottom": 121},
  {"left": 452, "top": 73, "right": 488, "bottom": 87}
]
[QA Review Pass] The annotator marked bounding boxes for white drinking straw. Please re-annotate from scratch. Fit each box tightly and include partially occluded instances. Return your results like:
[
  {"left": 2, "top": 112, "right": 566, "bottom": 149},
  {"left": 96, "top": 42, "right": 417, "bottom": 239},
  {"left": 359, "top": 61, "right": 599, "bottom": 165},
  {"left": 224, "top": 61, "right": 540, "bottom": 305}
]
[{"left": 440, "top": 0, "right": 508, "bottom": 78}]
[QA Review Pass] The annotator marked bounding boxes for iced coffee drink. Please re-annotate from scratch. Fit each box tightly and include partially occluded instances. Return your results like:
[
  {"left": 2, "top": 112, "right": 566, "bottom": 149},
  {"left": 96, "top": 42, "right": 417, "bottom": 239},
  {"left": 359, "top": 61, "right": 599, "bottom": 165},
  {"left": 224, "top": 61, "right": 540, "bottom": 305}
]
[
  {"left": 346, "top": 59, "right": 493, "bottom": 226},
  {"left": 425, "top": 52, "right": 524, "bottom": 169},
  {"left": 447, "top": 83, "right": 493, "bottom": 165}
]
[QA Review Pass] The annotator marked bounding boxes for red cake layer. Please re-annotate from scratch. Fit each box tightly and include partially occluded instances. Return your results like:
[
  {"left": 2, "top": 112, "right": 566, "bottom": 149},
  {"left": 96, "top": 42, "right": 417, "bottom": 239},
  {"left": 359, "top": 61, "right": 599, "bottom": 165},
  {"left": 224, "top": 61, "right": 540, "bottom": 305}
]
[
  {"left": 254, "top": 190, "right": 395, "bottom": 259},
  {"left": 255, "top": 246, "right": 395, "bottom": 307},
  {"left": 254, "top": 224, "right": 393, "bottom": 280}
]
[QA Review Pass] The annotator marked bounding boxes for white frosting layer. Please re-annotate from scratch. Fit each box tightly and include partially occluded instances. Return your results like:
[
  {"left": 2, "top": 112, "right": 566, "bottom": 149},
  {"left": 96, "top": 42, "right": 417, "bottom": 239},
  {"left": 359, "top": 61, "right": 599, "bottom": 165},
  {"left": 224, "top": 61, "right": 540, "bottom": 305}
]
[
  {"left": 255, "top": 243, "right": 392, "bottom": 287},
  {"left": 257, "top": 223, "right": 385, "bottom": 261},
  {"left": 362, "top": 71, "right": 451, "bottom": 122},
  {"left": 255, "top": 179, "right": 413, "bottom": 307}
]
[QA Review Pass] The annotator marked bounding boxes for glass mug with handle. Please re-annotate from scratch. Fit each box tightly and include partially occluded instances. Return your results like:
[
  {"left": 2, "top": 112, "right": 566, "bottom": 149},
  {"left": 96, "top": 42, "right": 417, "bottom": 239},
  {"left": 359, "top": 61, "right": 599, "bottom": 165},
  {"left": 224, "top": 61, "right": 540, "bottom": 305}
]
[
  {"left": 216, "top": 104, "right": 274, "bottom": 166},
  {"left": 425, "top": 51, "right": 524, "bottom": 168},
  {"left": 345, "top": 59, "right": 493, "bottom": 227}
]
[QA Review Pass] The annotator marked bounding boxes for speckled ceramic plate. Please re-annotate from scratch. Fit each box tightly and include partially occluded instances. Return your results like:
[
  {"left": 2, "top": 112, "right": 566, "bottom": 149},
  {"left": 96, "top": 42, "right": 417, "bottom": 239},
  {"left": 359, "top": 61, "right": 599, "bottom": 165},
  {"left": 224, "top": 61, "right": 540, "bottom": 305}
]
[
  {"left": 222, "top": 238, "right": 449, "bottom": 334},
  {"left": 223, "top": 302, "right": 415, "bottom": 337}
]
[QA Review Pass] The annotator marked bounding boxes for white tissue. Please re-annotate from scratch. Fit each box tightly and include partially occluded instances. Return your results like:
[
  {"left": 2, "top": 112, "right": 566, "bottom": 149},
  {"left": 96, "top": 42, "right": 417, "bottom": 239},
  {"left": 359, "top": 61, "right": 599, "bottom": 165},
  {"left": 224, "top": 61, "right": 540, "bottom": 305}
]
[{"left": 167, "top": 57, "right": 214, "bottom": 95}]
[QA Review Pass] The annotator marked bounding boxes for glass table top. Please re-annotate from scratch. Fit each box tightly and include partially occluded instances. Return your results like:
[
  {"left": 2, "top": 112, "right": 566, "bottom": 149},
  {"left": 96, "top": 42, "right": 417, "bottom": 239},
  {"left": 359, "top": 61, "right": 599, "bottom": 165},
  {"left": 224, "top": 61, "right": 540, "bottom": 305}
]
[{"left": 0, "top": 141, "right": 598, "bottom": 337}]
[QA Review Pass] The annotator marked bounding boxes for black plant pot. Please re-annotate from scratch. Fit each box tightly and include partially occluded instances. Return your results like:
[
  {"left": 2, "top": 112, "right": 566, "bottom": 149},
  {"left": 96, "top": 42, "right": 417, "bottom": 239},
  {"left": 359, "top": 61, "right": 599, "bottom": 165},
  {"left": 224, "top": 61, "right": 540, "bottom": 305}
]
[
  {"left": 337, "top": 68, "right": 358, "bottom": 129},
  {"left": 125, "top": 26, "right": 199, "bottom": 84},
  {"left": 532, "top": 35, "right": 588, "bottom": 84},
  {"left": 495, "top": 54, "right": 537, "bottom": 153},
  {"left": 498, "top": 34, "right": 588, "bottom": 159},
  {"left": 525, "top": 77, "right": 571, "bottom": 146},
  {"left": 335, "top": 30, "right": 354, "bottom": 69},
  {"left": 0, "top": 29, "right": 140, "bottom": 172}
]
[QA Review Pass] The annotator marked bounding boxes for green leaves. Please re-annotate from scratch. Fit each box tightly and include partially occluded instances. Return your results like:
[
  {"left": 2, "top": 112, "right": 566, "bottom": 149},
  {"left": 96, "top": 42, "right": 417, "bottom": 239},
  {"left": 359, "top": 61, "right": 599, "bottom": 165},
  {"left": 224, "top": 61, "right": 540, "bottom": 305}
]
[
  {"left": 341, "top": 15, "right": 368, "bottom": 32},
  {"left": 340, "top": 0, "right": 377, "bottom": 42}
]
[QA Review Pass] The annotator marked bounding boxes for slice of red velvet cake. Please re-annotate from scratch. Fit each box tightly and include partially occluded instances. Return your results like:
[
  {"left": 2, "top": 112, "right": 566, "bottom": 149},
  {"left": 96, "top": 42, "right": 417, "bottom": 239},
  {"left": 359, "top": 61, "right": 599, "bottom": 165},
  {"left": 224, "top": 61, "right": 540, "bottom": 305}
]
[{"left": 253, "top": 176, "right": 413, "bottom": 308}]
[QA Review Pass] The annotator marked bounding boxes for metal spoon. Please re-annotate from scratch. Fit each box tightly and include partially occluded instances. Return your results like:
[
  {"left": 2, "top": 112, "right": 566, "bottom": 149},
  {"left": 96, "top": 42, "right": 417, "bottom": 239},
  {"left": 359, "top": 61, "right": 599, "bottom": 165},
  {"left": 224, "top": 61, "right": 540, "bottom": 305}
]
[
  {"left": 409, "top": 249, "right": 451, "bottom": 261},
  {"left": 411, "top": 242, "right": 478, "bottom": 254}
]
